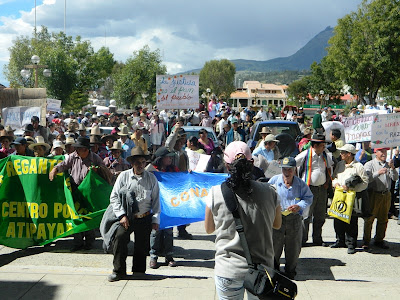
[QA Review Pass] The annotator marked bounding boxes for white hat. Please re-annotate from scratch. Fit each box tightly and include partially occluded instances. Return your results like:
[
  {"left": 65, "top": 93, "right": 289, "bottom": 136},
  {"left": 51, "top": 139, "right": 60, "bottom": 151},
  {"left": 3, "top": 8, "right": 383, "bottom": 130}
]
[
  {"left": 28, "top": 136, "right": 50, "bottom": 151},
  {"left": 337, "top": 144, "right": 357, "bottom": 154},
  {"left": 52, "top": 140, "right": 65, "bottom": 151}
]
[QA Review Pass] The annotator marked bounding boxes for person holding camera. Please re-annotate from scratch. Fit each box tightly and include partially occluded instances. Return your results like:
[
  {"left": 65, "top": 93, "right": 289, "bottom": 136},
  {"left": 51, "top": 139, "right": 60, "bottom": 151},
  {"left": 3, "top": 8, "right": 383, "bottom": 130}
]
[{"left": 205, "top": 141, "right": 281, "bottom": 299}]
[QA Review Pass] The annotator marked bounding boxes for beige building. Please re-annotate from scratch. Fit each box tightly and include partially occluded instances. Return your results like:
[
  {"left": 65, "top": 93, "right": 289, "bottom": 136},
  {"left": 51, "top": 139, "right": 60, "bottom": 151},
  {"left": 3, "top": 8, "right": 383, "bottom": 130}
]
[{"left": 230, "top": 81, "right": 287, "bottom": 109}]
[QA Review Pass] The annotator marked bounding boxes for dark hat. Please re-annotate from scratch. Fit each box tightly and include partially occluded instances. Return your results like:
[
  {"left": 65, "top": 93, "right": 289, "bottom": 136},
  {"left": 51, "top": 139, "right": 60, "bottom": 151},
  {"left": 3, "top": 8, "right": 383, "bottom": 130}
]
[
  {"left": 101, "top": 134, "right": 117, "bottom": 144},
  {"left": 11, "top": 137, "right": 27, "bottom": 146},
  {"left": 127, "top": 146, "right": 150, "bottom": 161},
  {"left": 0, "top": 130, "right": 13, "bottom": 142},
  {"left": 177, "top": 128, "right": 187, "bottom": 139},
  {"left": 24, "top": 124, "right": 35, "bottom": 132},
  {"left": 280, "top": 157, "right": 296, "bottom": 168},
  {"left": 155, "top": 146, "right": 175, "bottom": 158},
  {"left": 309, "top": 134, "right": 327, "bottom": 143},
  {"left": 31, "top": 116, "right": 39, "bottom": 123},
  {"left": 89, "top": 135, "right": 103, "bottom": 145},
  {"left": 72, "top": 137, "right": 90, "bottom": 148}
]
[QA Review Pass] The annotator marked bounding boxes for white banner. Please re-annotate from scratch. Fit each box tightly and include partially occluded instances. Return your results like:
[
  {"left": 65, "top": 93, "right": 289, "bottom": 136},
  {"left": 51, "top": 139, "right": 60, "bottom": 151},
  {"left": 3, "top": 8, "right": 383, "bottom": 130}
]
[
  {"left": 371, "top": 113, "right": 400, "bottom": 148},
  {"left": 47, "top": 99, "right": 62, "bottom": 112},
  {"left": 156, "top": 75, "right": 199, "bottom": 109},
  {"left": 343, "top": 114, "right": 375, "bottom": 143},
  {"left": 186, "top": 148, "right": 211, "bottom": 172},
  {"left": 2, "top": 106, "right": 41, "bottom": 131}
]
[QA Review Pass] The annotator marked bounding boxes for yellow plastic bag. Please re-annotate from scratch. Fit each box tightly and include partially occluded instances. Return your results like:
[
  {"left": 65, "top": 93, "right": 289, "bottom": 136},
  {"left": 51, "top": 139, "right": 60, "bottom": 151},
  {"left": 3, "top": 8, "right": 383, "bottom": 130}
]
[{"left": 327, "top": 187, "right": 356, "bottom": 224}]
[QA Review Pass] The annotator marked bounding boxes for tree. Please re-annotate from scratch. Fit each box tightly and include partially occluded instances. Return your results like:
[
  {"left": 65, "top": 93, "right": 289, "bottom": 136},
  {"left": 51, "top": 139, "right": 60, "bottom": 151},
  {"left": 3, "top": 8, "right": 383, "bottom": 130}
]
[
  {"left": 287, "top": 76, "right": 310, "bottom": 104},
  {"left": 112, "top": 46, "right": 167, "bottom": 108},
  {"left": 199, "top": 59, "right": 236, "bottom": 100},
  {"left": 326, "top": 0, "right": 400, "bottom": 104},
  {"left": 4, "top": 27, "right": 115, "bottom": 110}
]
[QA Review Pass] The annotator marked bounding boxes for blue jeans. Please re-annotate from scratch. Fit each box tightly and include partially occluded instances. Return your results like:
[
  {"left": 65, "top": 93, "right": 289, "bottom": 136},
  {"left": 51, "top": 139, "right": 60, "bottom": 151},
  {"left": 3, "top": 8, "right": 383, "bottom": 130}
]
[
  {"left": 215, "top": 275, "right": 259, "bottom": 300},
  {"left": 149, "top": 228, "right": 174, "bottom": 260}
]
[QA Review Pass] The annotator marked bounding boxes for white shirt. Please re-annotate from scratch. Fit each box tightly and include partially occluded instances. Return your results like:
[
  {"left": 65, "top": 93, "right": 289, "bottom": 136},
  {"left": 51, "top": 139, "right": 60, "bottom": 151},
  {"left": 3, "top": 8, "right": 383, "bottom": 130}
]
[{"left": 295, "top": 148, "right": 333, "bottom": 186}]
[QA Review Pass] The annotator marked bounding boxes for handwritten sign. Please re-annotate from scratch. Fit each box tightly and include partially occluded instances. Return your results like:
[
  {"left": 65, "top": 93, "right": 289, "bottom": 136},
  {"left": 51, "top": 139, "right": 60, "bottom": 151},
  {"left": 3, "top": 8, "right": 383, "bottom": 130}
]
[
  {"left": 2, "top": 106, "right": 41, "bottom": 131},
  {"left": 371, "top": 113, "right": 400, "bottom": 148},
  {"left": 47, "top": 99, "right": 62, "bottom": 112},
  {"left": 156, "top": 75, "right": 199, "bottom": 109},
  {"left": 343, "top": 114, "right": 375, "bottom": 143}
]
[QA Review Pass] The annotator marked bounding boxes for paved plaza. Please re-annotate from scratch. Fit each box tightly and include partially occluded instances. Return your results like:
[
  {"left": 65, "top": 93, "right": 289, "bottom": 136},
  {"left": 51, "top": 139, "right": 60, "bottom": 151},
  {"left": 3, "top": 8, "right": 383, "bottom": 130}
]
[{"left": 0, "top": 216, "right": 399, "bottom": 300}]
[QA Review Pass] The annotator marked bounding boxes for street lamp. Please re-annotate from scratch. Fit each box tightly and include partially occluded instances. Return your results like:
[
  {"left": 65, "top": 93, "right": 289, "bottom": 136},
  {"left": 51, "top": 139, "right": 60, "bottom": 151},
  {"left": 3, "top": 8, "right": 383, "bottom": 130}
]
[
  {"left": 319, "top": 90, "right": 324, "bottom": 107},
  {"left": 141, "top": 93, "right": 149, "bottom": 106},
  {"left": 20, "top": 55, "right": 51, "bottom": 88}
]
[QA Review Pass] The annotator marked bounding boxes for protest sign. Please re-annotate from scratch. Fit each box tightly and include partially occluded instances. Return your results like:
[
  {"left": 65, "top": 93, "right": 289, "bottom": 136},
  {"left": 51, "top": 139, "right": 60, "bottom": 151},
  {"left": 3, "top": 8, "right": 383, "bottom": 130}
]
[
  {"left": 186, "top": 148, "right": 211, "bottom": 172},
  {"left": 343, "top": 114, "right": 375, "bottom": 143},
  {"left": 2, "top": 106, "right": 41, "bottom": 131},
  {"left": 371, "top": 113, "right": 400, "bottom": 148},
  {"left": 264, "top": 160, "right": 281, "bottom": 179},
  {"left": 156, "top": 75, "right": 199, "bottom": 109},
  {"left": 0, "top": 156, "right": 112, "bottom": 249},
  {"left": 322, "top": 121, "right": 345, "bottom": 142},
  {"left": 154, "top": 172, "right": 227, "bottom": 229},
  {"left": 47, "top": 99, "right": 62, "bottom": 112}
]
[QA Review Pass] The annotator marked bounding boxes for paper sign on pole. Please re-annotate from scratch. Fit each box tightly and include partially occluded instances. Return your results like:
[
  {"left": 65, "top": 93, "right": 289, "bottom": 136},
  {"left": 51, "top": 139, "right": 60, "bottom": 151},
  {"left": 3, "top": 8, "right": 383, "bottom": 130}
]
[
  {"left": 371, "top": 113, "right": 400, "bottom": 148},
  {"left": 186, "top": 148, "right": 211, "bottom": 172},
  {"left": 343, "top": 114, "right": 375, "bottom": 143},
  {"left": 47, "top": 99, "right": 62, "bottom": 112},
  {"left": 2, "top": 106, "right": 41, "bottom": 131},
  {"left": 156, "top": 75, "right": 199, "bottom": 109}
]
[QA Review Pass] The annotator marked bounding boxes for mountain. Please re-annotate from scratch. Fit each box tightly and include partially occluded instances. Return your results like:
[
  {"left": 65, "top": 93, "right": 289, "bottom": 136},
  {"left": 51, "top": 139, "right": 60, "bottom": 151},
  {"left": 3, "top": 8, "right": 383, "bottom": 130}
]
[{"left": 182, "top": 26, "right": 334, "bottom": 74}]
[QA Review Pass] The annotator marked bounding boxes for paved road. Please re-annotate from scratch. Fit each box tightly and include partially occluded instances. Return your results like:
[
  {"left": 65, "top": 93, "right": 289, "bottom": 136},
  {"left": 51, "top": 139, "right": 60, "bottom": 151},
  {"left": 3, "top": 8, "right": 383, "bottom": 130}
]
[{"left": 1, "top": 217, "right": 399, "bottom": 300}]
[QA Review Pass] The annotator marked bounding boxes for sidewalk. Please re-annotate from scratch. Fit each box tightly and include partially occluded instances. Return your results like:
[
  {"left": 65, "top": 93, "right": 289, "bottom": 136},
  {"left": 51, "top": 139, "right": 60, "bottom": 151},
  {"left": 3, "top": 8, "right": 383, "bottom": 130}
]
[{"left": 1, "top": 217, "right": 399, "bottom": 300}]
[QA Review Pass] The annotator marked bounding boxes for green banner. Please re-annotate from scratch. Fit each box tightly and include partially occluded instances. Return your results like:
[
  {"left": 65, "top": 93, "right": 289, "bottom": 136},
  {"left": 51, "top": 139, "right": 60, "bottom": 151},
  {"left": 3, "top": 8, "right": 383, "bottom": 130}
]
[{"left": 0, "top": 156, "right": 112, "bottom": 249}]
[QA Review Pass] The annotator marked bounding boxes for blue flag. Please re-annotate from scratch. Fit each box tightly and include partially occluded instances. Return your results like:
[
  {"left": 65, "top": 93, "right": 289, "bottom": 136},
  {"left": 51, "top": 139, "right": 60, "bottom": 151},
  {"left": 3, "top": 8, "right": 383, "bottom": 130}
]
[{"left": 153, "top": 172, "right": 228, "bottom": 229}]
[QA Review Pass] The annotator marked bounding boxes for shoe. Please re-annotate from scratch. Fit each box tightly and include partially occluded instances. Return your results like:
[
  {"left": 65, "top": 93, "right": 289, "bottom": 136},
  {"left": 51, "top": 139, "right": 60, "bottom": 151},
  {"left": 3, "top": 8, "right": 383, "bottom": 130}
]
[
  {"left": 149, "top": 258, "right": 158, "bottom": 269},
  {"left": 374, "top": 241, "right": 389, "bottom": 249},
  {"left": 313, "top": 241, "right": 328, "bottom": 247},
  {"left": 347, "top": 248, "right": 355, "bottom": 254},
  {"left": 330, "top": 242, "right": 346, "bottom": 248},
  {"left": 108, "top": 272, "right": 126, "bottom": 282},
  {"left": 178, "top": 230, "right": 193, "bottom": 240},
  {"left": 70, "top": 245, "right": 84, "bottom": 252},
  {"left": 362, "top": 244, "right": 369, "bottom": 251},
  {"left": 166, "top": 258, "right": 177, "bottom": 267}
]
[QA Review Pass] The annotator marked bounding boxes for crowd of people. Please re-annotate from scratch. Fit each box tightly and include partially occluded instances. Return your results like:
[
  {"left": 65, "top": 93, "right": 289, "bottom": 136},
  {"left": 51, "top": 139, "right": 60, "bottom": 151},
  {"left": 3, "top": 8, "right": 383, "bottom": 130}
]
[{"left": 0, "top": 101, "right": 399, "bottom": 298}]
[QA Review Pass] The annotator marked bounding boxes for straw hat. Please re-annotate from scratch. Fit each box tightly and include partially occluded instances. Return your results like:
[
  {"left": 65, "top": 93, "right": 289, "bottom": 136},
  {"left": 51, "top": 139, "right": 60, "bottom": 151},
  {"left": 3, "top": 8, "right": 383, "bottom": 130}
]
[
  {"left": 109, "top": 141, "right": 124, "bottom": 151},
  {"left": 52, "top": 140, "right": 65, "bottom": 151},
  {"left": 89, "top": 135, "right": 103, "bottom": 145},
  {"left": 264, "top": 134, "right": 279, "bottom": 143},
  {"left": 90, "top": 125, "right": 101, "bottom": 136},
  {"left": 0, "top": 130, "right": 13, "bottom": 142},
  {"left": 127, "top": 146, "right": 149, "bottom": 162},
  {"left": 260, "top": 127, "right": 271, "bottom": 134},
  {"left": 118, "top": 126, "right": 130, "bottom": 136},
  {"left": 5, "top": 125, "right": 15, "bottom": 132},
  {"left": 65, "top": 137, "right": 76, "bottom": 145},
  {"left": 25, "top": 136, "right": 36, "bottom": 145},
  {"left": 28, "top": 136, "right": 51, "bottom": 151},
  {"left": 78, "top": 123, "right": 86, "bottom": 131}
]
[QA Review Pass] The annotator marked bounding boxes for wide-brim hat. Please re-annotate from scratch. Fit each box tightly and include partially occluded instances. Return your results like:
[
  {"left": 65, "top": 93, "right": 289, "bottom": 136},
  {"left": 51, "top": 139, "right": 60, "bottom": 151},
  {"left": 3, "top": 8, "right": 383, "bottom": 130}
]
[
  {"left": 28, "top": 136, "right": 51, "bottom": 151},
  {"left": 260, "top": 127, "right": 272, "bottom": 134},
  {"left": 90, "top": 135, "right": 103, "bottom": 145},
  {"left": 5, "top": 125, "right": 15, "bottom": 132},
  {"left": 110, "top": 141, "right": 124, "bottom": 151},
  {"left": 65, "top": 137, "right": 76, "bottom": 145},
  {"left": 337, "top": 144, "right": 357, "bottom": 154},
  {"left": 0, "top": 130, "right": 13, "bottom": 142},
  {"left": 264, "top": 134, "right": 279, "bottom": 143},
  {"left": 72, "top": 137, "right": 90, "bottom": 148},
  {"left": 309, "top": 134, "right": 327, "bottom": 143},
  {"left": 25, "top": 136, "right": 35, "bottom": 145},
  {"left": 127, "top": 146, "right": 150, "bottom": 161},
  {"left": 24, "top": 124, "right": 35, "bottom": 133},
  {"left": 118, "top": 126, "right": 130, "bottom": 136},
  {"left": 303, "top": 127, "right": 313, "bottom": 136},
  {"left": 78, "top": 123, "right": 86, "bottom": 131},
  {"left": 101, "top": 134, "right": 117, "bottom": 144},
  {"left": 11, "top": 137, "right": 27, "bottom": 146},
  {"left": 90, "top": 125, "right": 101, "bottom": 136}
]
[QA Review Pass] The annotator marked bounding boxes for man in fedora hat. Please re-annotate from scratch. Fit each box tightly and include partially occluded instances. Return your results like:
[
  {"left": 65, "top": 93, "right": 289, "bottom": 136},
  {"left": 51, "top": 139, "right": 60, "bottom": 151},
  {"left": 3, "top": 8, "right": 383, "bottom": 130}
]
[
  {"left": 90, "top": 136, "right": 108, "bottom": 160},
  {"left": 28, "top": 136, "right": 51, "bottom": 157},
  {"left": 118, "top": 126, "right": 135, "bottom": 160},
  {"left": 49, "top": 136, "right": 105, "bottom": 251},
  {"left": 269, "top": 157, "right": 313, "bottom": 279},
  {"left": 23, "top": 124, "right": 35, "bottom": 139},
  {"left": 78, "top": 123, "right": 88, "bottom": 138},
  {"left": 255, "top": 126, "right": 272, "bottom": 149},
  {"left": 295, "top": 134, "right": 334, "bottom": 246},
  {"left": 252, "top": 134, "right": 280, "bottom": 162},
  {"left": 104, "top": 141, "right": 131, "bottom": 184},
  {"left": 105, "top": 147, "right": 160, "bottom": 281}
]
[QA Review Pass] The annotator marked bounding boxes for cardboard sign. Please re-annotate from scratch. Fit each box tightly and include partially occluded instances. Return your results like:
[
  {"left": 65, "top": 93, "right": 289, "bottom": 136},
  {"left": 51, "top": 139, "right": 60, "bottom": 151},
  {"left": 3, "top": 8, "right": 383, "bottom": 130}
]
[
  {"left": 156, "top": 75, "right": 199, "bottom": 109},
  {"left": 264, "top": 160, "right": 281, "bottom": 178},
  {"left": 2, "top": 106, "right": 41, "bottom": 131},
  {"left": 343, "top": 114, "right": 375, "bottom": 143},
  {"left": 371, "top": 113, "right": 400, "bottom": 148},
  {"left": 46, "top": 99, "right": 62, "bottom": 112}
]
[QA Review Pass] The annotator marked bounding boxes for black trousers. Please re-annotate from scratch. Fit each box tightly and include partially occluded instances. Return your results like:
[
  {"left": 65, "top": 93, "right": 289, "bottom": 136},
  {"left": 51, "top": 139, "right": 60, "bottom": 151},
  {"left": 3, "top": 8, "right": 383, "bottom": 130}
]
[
  {"left": 112, "top": 215, "right": 152, "bottom": 274},
  {"left": 333, "top": 215, "right": 358, "bottom": 249}
]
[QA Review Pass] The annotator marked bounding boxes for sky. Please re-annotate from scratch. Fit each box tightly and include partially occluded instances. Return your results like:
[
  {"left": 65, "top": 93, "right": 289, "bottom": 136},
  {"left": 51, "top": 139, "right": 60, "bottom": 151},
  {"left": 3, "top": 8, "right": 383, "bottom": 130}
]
[{"left": 0, "top": 0, "right": 361, "bottom": 86}]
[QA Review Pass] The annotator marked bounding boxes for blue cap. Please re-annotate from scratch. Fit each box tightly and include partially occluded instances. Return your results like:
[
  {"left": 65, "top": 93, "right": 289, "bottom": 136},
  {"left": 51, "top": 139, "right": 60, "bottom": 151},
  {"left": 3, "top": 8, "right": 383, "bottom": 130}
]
[
  {"left": 11, "top": 137, "right": 27, "bottom": 145},
  {"left": 280, "top": 157, "right": 296, "bottom": 168}
]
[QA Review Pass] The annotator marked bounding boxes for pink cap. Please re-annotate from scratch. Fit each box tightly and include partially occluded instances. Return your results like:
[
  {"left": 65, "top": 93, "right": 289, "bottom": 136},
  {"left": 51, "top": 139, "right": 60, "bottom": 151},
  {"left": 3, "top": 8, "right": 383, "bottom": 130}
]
[{"left": 223, "top": 141, "right": 252, "bottom": 164}]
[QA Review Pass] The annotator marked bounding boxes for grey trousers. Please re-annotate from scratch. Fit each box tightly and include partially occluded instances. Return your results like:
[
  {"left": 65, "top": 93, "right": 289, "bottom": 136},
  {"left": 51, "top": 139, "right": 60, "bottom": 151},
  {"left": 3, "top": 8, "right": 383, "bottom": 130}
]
[
  {"left": 273, "top": 213, "right": 303, "bottom": 276},
  {"left": 303, "top": 185, "right": 327, "bottom": 244}
]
